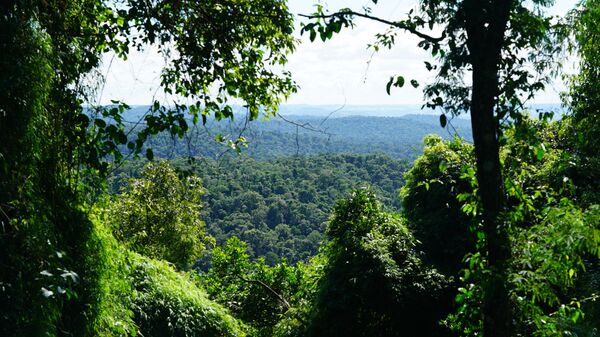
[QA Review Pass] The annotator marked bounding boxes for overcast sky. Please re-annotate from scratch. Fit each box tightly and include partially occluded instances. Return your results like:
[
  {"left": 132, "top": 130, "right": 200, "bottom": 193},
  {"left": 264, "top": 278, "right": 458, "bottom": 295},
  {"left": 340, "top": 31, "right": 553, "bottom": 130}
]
[{"left": 98, "top": 0, "right": 579, "bottom": 106}]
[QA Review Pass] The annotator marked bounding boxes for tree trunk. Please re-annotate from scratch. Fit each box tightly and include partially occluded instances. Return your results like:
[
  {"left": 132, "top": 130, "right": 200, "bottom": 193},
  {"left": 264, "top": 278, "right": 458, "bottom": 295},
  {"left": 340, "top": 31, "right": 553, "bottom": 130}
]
[
  {"left": 464, "top": 0, "right": 514, "bottom": 335},
  {"left": 470, "top": 62, "right": 512, "bottom": 337}
]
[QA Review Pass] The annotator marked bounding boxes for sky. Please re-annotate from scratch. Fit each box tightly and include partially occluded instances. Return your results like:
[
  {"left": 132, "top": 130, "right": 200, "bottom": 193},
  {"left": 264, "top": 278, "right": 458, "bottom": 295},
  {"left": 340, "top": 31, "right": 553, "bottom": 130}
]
[{"left": 98, "top": 0, "right": 579, "bottom": 107}]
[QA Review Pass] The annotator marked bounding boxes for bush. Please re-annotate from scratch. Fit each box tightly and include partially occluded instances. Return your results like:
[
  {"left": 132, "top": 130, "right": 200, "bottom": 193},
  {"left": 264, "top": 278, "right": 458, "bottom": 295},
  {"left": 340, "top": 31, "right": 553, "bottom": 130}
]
[{"left": 129, "top": 253, "right": 247, "bottom": 337}]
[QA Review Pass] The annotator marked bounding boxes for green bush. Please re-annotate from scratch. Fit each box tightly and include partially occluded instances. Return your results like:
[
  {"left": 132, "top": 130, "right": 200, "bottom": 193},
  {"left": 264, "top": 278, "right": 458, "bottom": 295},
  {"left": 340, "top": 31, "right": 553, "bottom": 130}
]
[
  {"left": 88, "top": 210, "right": 137, "bottom": 337},
  {"left": 89, "top": 209, "right": 246, "bottom": 337},
  {"left": 400, "top": 135, "right": 475, "bottom": 276},
  {"left": 129, "top": 252, "right": 247, "bottom": 337},
  {"left": 109, "top": 161, "right": 213, "bottom": 270}
]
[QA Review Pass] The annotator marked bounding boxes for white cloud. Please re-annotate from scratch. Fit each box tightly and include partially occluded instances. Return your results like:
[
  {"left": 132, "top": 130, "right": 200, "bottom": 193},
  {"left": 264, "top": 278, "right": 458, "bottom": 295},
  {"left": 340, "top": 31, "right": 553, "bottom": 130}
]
[{"left": 99, "top": 0, "right": 578, "bottom": 106}]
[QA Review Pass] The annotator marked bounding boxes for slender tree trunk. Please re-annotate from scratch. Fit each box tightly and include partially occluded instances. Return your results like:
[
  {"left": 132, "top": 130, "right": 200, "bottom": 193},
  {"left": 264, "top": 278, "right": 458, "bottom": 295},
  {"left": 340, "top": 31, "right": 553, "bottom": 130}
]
[
  {"left": 470, "top": 62, "right": 512, "bottom": 337},
  {"left": 464, "top": 0, "right": 513, "bottom": 335}
]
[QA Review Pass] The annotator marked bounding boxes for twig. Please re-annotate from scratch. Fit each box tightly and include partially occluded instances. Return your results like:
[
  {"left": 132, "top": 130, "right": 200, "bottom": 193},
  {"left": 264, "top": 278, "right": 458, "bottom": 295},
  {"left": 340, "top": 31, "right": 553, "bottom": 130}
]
[
  {"left": 234, "top": 273, "right": 291, "bottom": 309},
  {"left": 300, "top": 11, "right": 445, "bottom": 43}
]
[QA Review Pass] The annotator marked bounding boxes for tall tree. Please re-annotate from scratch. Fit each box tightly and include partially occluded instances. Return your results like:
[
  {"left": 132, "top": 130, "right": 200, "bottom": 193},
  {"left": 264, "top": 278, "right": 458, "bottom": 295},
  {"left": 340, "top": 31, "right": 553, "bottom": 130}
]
[
  {"left": 305, "top": 189, "right": 451, "bottom": 337},
  {"left": 302, "top": 0, "right": 562, "bottom": 335},
  {"left": 109, "top": 161, "right": 213, "bottom": 270}
]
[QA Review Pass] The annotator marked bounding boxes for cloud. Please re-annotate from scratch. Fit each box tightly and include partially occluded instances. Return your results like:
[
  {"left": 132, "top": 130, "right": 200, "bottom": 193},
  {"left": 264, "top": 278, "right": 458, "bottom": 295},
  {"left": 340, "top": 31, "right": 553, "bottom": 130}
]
[
  {"left": 286, "top": 18, "right": 435, "bottom": 105},
  {"left": 98, "top": 0, "right": 577, "bottom": 106},
  {"left": 99, "top": 46, "right": 164, "bottom": 105}
]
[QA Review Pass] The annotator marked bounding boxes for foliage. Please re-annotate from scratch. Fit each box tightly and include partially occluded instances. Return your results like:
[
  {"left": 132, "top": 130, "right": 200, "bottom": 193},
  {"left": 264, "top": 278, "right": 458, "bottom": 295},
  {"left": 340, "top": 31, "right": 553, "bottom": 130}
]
[
  {"left": 301, "top": 189, "right": 452, "bottom": 337},
  {"left": 4, "top": 0, "right": 600, "bottom": 336},
  {"left": 301, "top": 0, "right": 567, "bottom": 334},
  {"left": 0, "top": 3, "right": 99, "bottom": 334},
  {"left": 270, "top": 254, "right": 326, "bottom": 337},
  {"left": 129, "top": 252, "right": 247, "bottom": 337},
  {"left": 561, "top": 0, "right": 600, "bottom": 206},
  {"left": 401, "top": 135, "right": 475, "bottom": 275},
  {"left": 109, "top": 160, "right": 213, "bottom": 269},
  {"left": 447, "top": 199, "right": 600, "bottom": 337},
  {"left": 88, "top": 207, "right": 137, "bottom": 337},
  {"left": 83, "top": 0, "right": 297, "bottom": 171},
  {"left": 201, "top": 237, "right": 308, "bottom": 337},
  {"left": 1, "top": 0, "right": 296, "bottom": 334},
  {"left": 198, "top": 189, "right": 456, "bottom": 337},
  {"left": 440, "top": 117, "right": 600, "bottom": 336},
  {"left": 89, "top": 203, "right": 248, "bottom": 337},
  {"left": 511, "top": 203, "right": 600, "bottom": 335}
]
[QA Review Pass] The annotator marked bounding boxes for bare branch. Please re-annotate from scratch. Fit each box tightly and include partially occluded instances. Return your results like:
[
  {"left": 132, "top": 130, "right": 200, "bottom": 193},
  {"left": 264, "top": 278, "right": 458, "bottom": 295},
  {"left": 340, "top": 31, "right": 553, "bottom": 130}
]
[
  {"left": 276, "top": 114, "right": 334, "bottom": 137},
  {"left": 234, "top": 273, "right": 291, "bottom": 309},
  {"left": 299, "top": 11, "right": 445, "bottom": 43}
]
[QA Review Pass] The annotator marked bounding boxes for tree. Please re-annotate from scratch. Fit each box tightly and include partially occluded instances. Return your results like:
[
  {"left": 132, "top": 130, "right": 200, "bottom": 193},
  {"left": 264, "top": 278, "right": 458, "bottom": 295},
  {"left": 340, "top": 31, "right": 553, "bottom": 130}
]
[
  {"left": 0, "top": 0, "right": 296, "bottom": 335},
  {"left": 201, "top": 237, "right": 303, "bottom": 337},
  {"left": 109, "top": 160, "right": 212, "bottom": 269},
  {"left": 302, "top": 1, "right": 563, "bottom": 334},
  {"left": 562, "top": 0, "right": 600, "bottom": 206},
  {"left": 401, "top": 135, "right": 475, "bottom": 276},
  {"left": 304, "top": 189, "right": 452, "bottom": 337}
]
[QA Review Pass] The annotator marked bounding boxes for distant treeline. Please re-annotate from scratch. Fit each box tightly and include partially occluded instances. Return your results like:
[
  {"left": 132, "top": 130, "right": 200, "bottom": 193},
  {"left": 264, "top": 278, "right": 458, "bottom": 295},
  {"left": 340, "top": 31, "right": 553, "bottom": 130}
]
[{"left": 113, "top": 108, "right": 473, "bottom": 161}]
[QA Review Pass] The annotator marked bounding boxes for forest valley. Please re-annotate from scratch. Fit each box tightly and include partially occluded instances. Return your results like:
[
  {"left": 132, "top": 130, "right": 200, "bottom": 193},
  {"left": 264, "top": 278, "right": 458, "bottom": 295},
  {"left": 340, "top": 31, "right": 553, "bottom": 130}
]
[{"left": 1, "top": 0, "right": 600, "bottom": 337}]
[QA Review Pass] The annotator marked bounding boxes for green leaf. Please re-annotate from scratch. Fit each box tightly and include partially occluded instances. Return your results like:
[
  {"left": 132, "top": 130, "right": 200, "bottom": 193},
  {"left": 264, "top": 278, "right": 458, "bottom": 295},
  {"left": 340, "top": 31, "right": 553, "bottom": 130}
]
[
  {"left": 440, "top": 114, "right": 447, "bottom": 128},
  {"left": 394, "top": 76, "right": 405, "bottom": 88},
  {"left": 146, "top": 148, "right": 154, "bottom": 161},
  {"left": 386, "top": 77, "right": 393, "bottom": 95},
  {"left": 536, "top": 146, "right": 545, "bottom": 160},
  {"left": 94, "top": 118, "right": 106, "bottom": 128},
  {"left": 439, "top": 161, "right": 448, "bottom": 172}
]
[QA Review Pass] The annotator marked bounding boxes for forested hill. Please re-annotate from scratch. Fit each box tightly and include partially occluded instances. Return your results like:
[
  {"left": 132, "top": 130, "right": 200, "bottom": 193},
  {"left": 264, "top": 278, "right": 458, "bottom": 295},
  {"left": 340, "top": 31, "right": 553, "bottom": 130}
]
[
  {"left": 119, "top": 105, "right": 473, "bottom": 161},
  {"left": 109, "top": 153, "right": 408, "bottom": 264}
]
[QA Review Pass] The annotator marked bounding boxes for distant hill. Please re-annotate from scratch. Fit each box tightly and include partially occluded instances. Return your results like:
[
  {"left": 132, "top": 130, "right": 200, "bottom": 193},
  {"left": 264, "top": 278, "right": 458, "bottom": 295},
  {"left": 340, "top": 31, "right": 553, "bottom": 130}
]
[
  {"left": 128, "top": 112, "right": 471, "bottom": 162},
  {"left": 114, "top": 103, "right": 565, "bottom": 161}
]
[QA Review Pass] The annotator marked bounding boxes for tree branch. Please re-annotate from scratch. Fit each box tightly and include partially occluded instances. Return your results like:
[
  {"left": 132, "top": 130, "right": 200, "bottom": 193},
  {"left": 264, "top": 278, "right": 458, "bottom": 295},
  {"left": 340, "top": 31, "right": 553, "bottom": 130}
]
[
  {"left": 235, "top": 273, "right": 291, "bottom": 309},
  {"left": 299, "top": 11, "right": 445, "bottom": 43}
]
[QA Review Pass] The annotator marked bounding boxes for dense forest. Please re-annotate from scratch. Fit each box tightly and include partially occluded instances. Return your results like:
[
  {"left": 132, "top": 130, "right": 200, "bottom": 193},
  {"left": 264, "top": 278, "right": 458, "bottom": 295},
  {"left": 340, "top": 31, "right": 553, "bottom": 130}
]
[
  {"left": 109, "top": 153, "right": 408, "bottom": 264},
  {"left": 1, "top": 1, "right": 600, "bottom": 337}
]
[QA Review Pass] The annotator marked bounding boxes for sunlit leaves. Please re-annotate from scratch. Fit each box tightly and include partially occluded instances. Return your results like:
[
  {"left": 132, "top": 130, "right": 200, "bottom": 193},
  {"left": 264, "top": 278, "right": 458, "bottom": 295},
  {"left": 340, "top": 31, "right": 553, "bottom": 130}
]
[
  {"left": 201, "top": 237, "right": 306, "bottom": 335},
  {"left": 511, "top": 203, "right": 600, "bottom": 334},
  {"left": 108, "top": 161, "right": 213, "bottom": 269}
]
